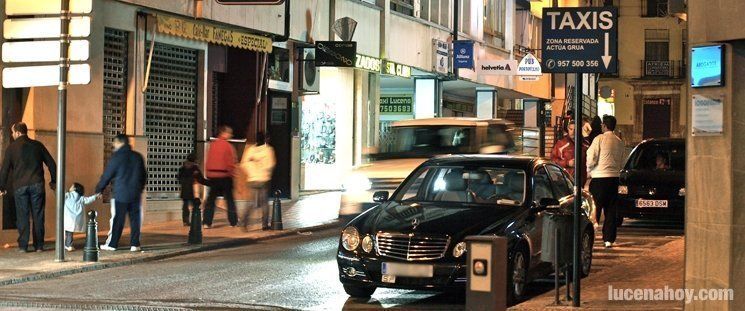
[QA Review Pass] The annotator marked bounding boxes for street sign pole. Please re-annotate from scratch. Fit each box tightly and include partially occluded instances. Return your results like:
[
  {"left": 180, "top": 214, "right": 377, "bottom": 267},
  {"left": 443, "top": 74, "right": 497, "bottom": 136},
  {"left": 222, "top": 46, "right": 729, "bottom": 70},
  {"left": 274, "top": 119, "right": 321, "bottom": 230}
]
[
  {"left": 55, "top": 0, "right": 71, "bottom": 262},
  {"left": 572, "top": 73, "right": 583, "bottom": 307}
]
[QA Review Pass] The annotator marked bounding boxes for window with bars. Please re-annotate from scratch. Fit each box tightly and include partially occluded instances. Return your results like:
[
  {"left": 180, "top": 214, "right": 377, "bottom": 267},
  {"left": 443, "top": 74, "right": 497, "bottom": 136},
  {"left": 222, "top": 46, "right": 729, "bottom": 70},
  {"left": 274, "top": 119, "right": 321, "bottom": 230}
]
[
  {"left": 144, "top": 42, "right": 198, "bottom": 200},
  {"left": 643, "top": 0, "right": 668, "bottom": 17},
  {"left": 103, "top": 28, "right": 129, "bottom": 202},
  {"left": 645, "top": 29, "right": 670, "bottom": 61}
]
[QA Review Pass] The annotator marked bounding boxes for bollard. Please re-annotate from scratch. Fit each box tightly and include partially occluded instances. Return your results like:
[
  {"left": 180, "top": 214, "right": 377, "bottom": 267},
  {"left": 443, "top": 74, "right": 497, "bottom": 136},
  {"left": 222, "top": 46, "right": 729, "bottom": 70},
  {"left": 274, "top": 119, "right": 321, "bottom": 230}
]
[
  {"left": 188, "top": 199, "right": 203, "bottom": 244},
  {"left": 271, "top": 190, "right": 283, "bottom": 230},
  {"left": 83, "top": 210, "right": 99, "bottom": 262}
]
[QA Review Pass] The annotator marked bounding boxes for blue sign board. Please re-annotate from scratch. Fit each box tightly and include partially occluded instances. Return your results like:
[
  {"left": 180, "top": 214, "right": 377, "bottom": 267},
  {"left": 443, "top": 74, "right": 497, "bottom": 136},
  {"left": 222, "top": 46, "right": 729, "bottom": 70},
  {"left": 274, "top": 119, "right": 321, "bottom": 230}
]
[
  {"left": 691, "top": 45, "right": 725, "bottom": 88},
  {"left": 541, "top": 7, "right": 618, "bottom": 73},
  {"left": 453, "top": 40, "right": 474, "bottom": 69}
]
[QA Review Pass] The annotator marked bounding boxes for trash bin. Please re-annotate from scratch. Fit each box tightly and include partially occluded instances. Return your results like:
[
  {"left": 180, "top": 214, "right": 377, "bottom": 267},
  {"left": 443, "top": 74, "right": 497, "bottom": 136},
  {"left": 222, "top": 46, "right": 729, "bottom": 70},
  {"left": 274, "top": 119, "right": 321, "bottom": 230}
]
[{"left": 541, "top": 211, "right": 574, "bottom": 266}]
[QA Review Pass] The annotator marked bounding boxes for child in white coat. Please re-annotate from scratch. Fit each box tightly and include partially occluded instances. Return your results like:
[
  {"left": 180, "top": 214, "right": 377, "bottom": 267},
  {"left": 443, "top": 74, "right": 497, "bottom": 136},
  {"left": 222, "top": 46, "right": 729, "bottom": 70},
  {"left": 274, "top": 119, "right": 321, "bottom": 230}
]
[{"left": 64, "top": 183, "right": 100, "bottom": 251}]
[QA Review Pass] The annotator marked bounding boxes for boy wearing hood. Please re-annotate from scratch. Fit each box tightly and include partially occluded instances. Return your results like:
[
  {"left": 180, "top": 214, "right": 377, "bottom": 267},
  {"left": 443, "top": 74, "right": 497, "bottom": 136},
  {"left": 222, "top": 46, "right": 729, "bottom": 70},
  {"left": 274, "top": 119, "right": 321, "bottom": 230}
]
[{"left": 178, "top": 153, "right": 208, "bottom": 226}]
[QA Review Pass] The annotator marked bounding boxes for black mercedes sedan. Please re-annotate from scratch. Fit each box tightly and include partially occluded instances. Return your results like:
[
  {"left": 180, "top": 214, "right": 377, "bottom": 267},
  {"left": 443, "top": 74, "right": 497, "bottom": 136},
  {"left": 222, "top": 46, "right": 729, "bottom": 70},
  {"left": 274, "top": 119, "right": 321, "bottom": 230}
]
[
  {"left": 336, "top": 155, "right": 595, "bottom": 303},
  {"left": 616, "top": 138, "right": 685, "bottom": 223}
]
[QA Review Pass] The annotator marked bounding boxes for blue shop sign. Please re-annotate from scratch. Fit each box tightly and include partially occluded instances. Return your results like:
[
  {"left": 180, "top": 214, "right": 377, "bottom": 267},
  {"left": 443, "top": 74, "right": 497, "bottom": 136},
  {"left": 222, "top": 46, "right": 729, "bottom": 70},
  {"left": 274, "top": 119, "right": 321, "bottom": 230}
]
[
  {"left": 453, "top": 40, "right": 474, "bottom": 69},
  {"left": 691, "top": 45, "right": 725, "bottom": 88}
]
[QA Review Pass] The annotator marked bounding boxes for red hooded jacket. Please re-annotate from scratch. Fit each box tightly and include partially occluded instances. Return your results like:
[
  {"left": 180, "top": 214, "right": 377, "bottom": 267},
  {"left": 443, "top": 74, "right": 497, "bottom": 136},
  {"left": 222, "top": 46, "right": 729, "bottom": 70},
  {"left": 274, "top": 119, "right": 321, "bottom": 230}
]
[{"left": 551, "top": 136, "right": 587, "bottom": 180}]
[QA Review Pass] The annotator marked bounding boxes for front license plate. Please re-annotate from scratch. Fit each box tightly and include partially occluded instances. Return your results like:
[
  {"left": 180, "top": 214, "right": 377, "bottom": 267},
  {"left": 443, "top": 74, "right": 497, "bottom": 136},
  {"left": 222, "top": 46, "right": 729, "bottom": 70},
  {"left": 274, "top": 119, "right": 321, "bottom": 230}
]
[
  {"left": 636, "top": 199, "right": 668, "bottom": 208},
  {"left": 381, "top": 274, "right": 396, "bottom": 283},
  {"left": 381, "top": 262, "right": 434, "bottom": 278}
]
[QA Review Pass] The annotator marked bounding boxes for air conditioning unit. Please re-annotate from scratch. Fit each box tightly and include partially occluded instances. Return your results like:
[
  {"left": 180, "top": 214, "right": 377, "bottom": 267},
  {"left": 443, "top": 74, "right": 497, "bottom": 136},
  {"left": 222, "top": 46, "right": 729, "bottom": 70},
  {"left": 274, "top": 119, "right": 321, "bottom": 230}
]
[{"left": 299, "top": 48, "right": 319, "bottom": 94}]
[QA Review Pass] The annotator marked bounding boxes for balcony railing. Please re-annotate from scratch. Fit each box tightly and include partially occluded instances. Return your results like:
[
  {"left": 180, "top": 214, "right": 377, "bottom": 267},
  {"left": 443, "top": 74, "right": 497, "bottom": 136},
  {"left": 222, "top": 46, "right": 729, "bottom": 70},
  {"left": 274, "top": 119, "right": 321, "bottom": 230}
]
[
  {"left": 641, "top": 0, "right": 669, "bottom": 17},
  {"left": 641, "top": 60, "right": 683, "bottom": 79}
]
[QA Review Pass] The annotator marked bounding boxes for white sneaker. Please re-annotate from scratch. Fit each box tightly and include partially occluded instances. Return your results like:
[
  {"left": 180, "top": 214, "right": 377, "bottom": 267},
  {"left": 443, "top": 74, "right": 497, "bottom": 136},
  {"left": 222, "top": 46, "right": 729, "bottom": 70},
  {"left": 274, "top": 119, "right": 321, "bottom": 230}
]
[
  {"left": 64, "top": 246, "right": 74, "bottom": 252},
  {"left": 100, "top": 245, "right": 117, "bottom": 251},
  {"left": 604, "top": 241, "right": 613, "bottom": 248},
  {"left": 130, "top": 246, "right": 142, "bottom": 252}
]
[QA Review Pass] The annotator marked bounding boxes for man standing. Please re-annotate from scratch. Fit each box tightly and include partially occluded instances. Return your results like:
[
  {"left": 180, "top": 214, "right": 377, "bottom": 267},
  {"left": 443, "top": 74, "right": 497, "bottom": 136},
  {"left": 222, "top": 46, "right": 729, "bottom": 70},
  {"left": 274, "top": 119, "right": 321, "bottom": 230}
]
[
  {"left": 0, "top": 123, "right": 57, "bottom": 252},
  {"left": 586, "top": 115, "right": 625, "bottom": 248},
  {"left": 96, "top": 134, "right": 147, "bottom": 252},
  {"left": 550, "top": 122, "right": 586, "bottom": 180},
  {"left": 203, "top": 125, "right": 238, "bottom": 228}
]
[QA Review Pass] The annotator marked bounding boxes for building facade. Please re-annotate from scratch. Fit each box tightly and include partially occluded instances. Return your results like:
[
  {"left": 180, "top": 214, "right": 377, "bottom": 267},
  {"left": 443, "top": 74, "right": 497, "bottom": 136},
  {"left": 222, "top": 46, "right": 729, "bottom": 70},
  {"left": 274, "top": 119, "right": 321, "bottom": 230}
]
[
  {"left": 598, "top": 0, "right": 687, "bottom": 146},
  {"left": 0, "top": 0, "right": 559, "bottom": 244}
]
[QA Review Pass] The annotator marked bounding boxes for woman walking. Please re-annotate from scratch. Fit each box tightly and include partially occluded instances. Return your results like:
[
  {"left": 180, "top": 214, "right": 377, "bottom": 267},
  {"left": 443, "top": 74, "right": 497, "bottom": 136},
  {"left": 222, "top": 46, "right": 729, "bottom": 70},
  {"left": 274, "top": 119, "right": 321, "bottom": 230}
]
[{"left": 240, "top": 132, "right": 276, "bottom": 230}]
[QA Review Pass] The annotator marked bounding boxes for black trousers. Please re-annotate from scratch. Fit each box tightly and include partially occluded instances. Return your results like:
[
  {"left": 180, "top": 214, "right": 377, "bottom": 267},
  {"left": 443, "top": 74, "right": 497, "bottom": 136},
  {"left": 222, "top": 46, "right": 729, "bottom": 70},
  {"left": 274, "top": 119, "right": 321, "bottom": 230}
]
[
  {"left": 203, "top": 178, "right": 237, "bottom": 226},
  {"left": 590, "top": 177, "right": 620, "bottom": 243},
  {"left": 14, "top": 183, "right": 45, "bottom": 251},
  {"left": 107, "top": 200, "right": 141, "bottom": 248},
  {"left": 182, "top": 199, "right": 201, "bottom": 224}
]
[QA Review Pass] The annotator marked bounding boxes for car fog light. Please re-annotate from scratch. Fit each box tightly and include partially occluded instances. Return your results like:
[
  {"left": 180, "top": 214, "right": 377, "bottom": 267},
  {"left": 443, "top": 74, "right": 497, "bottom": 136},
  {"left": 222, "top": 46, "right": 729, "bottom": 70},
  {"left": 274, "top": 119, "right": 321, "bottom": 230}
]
[
  {"left": 618, "top": 185, "right": 628, "bottom": 195},
  {"left": 341, "top": 227, "right": 360, "bottom": 251},
  {"left": 453, "top": 242, "right": 467, "bottom": 258},
  {"left": 362, "top": 235, "right": 373, "bottom": 253},
  {"left": 345, "top": 267, "right": 357, "bottom": 277},
  {"left": 678, "top": 188, "right": 686, "bottom": 197}
]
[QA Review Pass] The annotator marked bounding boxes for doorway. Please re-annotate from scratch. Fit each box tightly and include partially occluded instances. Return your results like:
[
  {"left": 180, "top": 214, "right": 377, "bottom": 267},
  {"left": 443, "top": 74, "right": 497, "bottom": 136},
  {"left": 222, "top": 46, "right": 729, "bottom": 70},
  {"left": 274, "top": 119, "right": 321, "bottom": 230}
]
[
  {"left": 267, "top": 92, "right": 292, "bottom": 198},
  {"left": 2, "top": 88, "right": 24, "bottom": 230},
  {"left": 642, "top": 98, "right": 671, "bottom": 139}
]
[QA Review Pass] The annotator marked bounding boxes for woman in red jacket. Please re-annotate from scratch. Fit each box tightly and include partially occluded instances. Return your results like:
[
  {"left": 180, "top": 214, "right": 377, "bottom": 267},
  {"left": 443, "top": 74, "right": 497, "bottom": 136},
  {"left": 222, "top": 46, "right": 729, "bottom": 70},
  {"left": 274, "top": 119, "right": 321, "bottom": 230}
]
[{"left": 551, "top": 122, "right": 587, "bottom": 181}]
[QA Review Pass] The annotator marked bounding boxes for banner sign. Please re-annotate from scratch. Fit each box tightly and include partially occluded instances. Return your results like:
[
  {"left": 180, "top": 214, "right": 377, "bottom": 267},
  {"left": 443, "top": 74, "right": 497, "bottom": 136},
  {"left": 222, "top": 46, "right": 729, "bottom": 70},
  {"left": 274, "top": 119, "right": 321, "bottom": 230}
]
[
  {"left": 434, "top": 39, "right": 450, "bottom": 74},
  {"left": 380, "top": 96, "right": 413, "bottom": 114},
  {"left": 453, "top": 40, "right": 474, "bottom": 69},
  {"left": 157, "top": 15, "right": 272, "bottom": 53},
  {"left": 315, "top": 41, "right": 357, "bottom": 67},
  {"left": 478, "top": 60, "right": 518, "bottom": 76}
]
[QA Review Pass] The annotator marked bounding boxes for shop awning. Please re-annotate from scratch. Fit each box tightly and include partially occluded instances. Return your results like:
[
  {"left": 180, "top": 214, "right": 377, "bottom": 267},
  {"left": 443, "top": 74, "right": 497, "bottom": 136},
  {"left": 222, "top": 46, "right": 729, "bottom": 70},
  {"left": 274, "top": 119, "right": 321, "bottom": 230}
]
[{"left": 157, "top": 15, "right": 272, "bottom": 53}]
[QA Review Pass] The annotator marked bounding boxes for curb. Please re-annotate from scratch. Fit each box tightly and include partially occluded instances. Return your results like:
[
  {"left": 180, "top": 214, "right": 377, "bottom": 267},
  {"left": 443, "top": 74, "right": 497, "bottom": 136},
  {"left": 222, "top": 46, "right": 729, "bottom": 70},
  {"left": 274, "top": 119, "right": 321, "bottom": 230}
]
[{"left": 0, "top": 220, "right": 342, "bottom": 287}]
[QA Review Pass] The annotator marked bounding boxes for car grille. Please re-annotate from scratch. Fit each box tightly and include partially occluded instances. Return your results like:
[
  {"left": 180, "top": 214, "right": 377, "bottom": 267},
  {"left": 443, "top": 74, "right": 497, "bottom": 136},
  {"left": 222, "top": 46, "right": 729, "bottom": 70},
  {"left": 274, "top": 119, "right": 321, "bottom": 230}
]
[
  {"left": 370, "top": 178, "right": 404, "bottom": 190},
  {"left": 375, "top": 232, "right": 450, "bottom": 261}
]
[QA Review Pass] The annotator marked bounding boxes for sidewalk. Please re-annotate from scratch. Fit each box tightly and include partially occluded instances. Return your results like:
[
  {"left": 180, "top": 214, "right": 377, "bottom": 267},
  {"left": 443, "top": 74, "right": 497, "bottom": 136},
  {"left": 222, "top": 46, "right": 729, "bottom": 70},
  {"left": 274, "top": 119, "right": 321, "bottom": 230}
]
[
  {"left": 511, "top": 237, "right": 685, "bottom": 311},
  {"left": 0, "top": 191, "right": 343, "bottom": 287}
]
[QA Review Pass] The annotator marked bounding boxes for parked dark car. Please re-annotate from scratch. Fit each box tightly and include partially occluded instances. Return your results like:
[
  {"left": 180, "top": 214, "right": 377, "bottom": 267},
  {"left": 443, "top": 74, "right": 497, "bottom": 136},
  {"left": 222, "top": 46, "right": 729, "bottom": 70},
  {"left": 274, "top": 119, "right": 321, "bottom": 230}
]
[
  {"left": 336, "top": 155, "right": 595, "bottom": 303},
  {"left": 616, "top": 138, "right": 685, "bottom": 223}
]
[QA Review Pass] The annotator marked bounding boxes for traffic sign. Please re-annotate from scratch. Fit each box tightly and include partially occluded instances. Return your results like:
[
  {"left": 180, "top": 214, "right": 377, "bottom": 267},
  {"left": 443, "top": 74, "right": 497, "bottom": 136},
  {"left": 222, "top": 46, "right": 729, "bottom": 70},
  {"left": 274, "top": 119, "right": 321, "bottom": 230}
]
[
  {"left": 2, "top": 40, "right": 89, "bottom": 63},
  {"left": 2, "top": 64, "right": 91, "bottom": 88},
  {"left": 214, "top": 0, "right": 285, "bottom": 4},
  {"left": 6, "top": 0, "right": 92, "bottom": 15},
  {"left": 4, "top": 17, "right": 91, "bottom": 39},
  {"left": 541, "top": 7, "right": 618, "bottom": 73}
]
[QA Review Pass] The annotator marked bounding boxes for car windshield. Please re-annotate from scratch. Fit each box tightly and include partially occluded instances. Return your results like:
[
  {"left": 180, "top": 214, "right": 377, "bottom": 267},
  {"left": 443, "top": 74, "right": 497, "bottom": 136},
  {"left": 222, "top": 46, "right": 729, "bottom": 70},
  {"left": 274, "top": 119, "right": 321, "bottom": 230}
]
[
  {"left": 393, "top": 166, "right": 526, "bottom": 206},
  {"left": 379, "top": 126, "right": 476, "bottom": 156},
  {"left": 626, "top": 145, "right": 685, "bottom": 171}
]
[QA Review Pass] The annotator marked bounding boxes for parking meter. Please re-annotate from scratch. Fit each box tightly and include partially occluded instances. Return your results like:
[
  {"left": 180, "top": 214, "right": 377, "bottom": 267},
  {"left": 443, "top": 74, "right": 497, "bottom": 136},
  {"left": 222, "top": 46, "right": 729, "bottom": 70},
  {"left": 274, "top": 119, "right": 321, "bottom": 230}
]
[{"left": 466, "top": 236, "right": 507, "bottom": 311}]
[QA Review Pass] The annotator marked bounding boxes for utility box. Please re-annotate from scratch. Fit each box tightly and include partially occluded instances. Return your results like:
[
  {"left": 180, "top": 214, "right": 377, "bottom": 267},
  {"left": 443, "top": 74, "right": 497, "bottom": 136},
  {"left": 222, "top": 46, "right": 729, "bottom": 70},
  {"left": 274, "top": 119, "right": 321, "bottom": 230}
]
[{"left": 466, "top": 236, "right": 508, "bottom": 311}]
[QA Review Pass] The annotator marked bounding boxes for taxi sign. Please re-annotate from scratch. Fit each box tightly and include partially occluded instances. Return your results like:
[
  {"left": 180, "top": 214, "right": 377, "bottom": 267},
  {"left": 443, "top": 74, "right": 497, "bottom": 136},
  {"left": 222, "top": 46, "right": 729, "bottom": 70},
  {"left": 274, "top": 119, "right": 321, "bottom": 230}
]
[{"left": 541, "top": 7, "right": 618, "bottom": 73}]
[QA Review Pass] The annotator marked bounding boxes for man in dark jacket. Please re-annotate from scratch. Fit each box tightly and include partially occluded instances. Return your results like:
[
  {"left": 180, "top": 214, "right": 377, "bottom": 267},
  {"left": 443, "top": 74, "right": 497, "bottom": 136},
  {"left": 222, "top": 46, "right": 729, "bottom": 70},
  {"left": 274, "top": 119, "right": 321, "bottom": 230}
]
[
  {"left": 95, "top": 134, "right": 147, "bottom": 252},
  {"left": 0, "top": 122, "right": 57, "bottom": 252}
]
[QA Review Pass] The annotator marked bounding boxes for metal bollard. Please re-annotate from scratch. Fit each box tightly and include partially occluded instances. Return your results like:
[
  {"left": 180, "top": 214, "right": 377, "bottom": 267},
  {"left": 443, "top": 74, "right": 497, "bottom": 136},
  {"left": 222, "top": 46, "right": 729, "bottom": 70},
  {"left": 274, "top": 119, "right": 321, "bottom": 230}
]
[
  {"left": 188, "top": 199, "right": 203, "bottom": 244},
  {"left": 83, "top": 210, "right": 99, "bottom": 262},
  {"left": 271, "top": 190, "right": 283, "bottom": 230}
]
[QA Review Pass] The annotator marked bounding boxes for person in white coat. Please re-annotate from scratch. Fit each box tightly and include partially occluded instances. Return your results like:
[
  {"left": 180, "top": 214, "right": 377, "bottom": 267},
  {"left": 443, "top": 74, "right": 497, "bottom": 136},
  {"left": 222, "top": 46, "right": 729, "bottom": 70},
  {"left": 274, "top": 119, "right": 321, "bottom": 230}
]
[
  {"left": 240, "top": 132, "right": 276, "bottom": 230},
  {"left": 64, "top": 183, "right": 100, "bottom": 251}
]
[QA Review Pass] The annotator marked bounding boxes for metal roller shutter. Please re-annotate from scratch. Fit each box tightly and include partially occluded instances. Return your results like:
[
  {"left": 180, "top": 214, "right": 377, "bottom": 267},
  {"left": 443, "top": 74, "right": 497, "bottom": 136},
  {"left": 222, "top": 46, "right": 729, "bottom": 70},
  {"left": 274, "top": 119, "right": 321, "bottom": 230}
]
[
  {"left": 144, "top": 42, "right": 198, "bottom": 200},
  {"left": 103, "top": 28, "right": 128, "bottom": 202}
]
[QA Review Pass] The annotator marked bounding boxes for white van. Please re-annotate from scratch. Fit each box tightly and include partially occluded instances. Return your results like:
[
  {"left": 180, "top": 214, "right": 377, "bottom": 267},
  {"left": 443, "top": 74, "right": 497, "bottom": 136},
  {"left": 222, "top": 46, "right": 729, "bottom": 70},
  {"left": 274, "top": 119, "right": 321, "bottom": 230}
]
[{"left": 340, "top": 117, "right": 516, "bottom": 216}]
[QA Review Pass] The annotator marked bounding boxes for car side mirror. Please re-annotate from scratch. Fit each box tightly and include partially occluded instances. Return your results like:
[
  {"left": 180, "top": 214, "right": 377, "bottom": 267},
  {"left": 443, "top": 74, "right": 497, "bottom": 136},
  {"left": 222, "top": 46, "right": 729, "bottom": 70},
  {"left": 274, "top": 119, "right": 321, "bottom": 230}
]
[{"left": 373, "top": 191, "right": 389, "bottom": 203}]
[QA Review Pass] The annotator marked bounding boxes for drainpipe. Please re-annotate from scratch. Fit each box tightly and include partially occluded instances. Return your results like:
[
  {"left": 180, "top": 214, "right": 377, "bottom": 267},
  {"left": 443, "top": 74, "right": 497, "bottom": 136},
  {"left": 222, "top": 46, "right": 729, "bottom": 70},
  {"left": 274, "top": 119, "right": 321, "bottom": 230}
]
[{"left": 452, "top": 0, "right": 459, "bottom": 80}]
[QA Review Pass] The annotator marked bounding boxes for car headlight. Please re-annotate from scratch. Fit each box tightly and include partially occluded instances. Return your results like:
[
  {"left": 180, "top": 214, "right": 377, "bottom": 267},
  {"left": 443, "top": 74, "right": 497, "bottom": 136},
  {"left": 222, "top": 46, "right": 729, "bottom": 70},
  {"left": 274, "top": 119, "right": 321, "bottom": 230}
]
[
  {"left": 343, "top": 174, "right": 372, "bottom": 192},
  {"left": 341, "top": 227, "right": 360, "bottom": 251},
  {"left": 618, "top": 185, "right": 628, "bottom": 195},
  {"left": 678, "top": 188, "right": 686, "bottom": 197},
  {"left": 452, "top": 242, "right": 467, "bottom": 258},
  {"left": 361, "top": 235, "right": 373, "bottom": 253}
]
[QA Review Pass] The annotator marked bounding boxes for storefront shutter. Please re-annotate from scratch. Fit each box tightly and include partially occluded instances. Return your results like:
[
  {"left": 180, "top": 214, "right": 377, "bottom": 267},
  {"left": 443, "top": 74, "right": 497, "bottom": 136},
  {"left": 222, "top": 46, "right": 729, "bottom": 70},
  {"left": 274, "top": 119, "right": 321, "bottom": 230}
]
[
  {"left": 144, "top": 42, "right": 198, "bottom": 200},
  {"left": 103, "top": 28, "right": 129, "bottom": 202}
]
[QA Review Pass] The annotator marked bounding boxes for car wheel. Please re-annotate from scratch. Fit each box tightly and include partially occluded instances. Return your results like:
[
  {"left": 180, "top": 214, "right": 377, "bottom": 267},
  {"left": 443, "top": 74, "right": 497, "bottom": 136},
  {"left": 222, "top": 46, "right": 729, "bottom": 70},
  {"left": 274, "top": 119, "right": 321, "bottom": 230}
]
[
  {"left": 343, "top": 284, "right": 376, "bottom": 298},
  {"left": 581, "top": 229, "right": 594, "bottom": 277},
  {"left": 507, "top": 248, "right": 529, "bottom": 304}
]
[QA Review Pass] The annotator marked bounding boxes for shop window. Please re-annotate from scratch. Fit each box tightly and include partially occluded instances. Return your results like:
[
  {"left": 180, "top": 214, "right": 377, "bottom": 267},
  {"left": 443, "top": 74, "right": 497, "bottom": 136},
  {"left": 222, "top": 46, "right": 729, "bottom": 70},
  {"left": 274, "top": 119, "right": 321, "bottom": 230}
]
[{"left": 268, "top": 47, "right": 290, "bottom": 83}]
